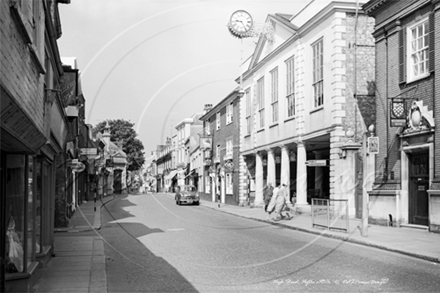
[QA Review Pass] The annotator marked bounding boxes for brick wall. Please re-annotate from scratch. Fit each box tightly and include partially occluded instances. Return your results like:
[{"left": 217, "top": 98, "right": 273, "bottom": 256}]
[
  {"left": 434, "top": 2, "right": 440, "bottom": 186},
  {"left": 0, "top": 1, "right": 45, "bottom": 134}
]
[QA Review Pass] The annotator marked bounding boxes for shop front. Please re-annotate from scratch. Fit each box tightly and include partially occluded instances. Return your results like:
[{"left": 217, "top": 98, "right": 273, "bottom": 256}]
[{"left": 1, "top": 88, "right": 49, "bottom": 286}]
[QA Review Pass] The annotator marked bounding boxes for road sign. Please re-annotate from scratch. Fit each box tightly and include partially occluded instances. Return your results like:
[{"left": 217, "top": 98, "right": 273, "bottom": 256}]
[{"left": 305, "top": 159, "right": 327, "bottom": 167}]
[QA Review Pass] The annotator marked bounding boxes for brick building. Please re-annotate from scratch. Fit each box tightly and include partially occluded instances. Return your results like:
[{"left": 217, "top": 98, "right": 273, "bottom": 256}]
[
  {"left": 1, "top": 0, "right": 71, "bottom": 291},
  {"left": 199, "top": 89, "right": 242, "bottom": 205},
  {"left": 364, "top": 0, "right": 440, "bottom": 232}
]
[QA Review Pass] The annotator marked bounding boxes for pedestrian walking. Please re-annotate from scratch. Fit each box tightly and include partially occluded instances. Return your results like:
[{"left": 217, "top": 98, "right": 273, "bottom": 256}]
[
  {"left": 273, "top": 183, "right": 292, "bottom": 221},
  {"left": 263, "top": 182, "right": 274, "bottom": 219},
  {"left": 266, "top": 183, "right": 280, "bottom": 220}
]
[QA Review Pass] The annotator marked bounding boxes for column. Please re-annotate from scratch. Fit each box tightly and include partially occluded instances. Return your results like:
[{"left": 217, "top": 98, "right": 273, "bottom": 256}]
[
  {"left": 313, "top": 151, "right": 323, "bottom": 192},
  {"left": 210, "top": 174, "right": 216, "bottom": 202},
  {"left": 296, "top": 141, "right": 309, "bottom": 211},
  {"left": 280, "top": 145, "right": 290, "bottom": 201},
  {"left": 340, "top": 142, "right": 361, "bottom": 217},
  {"left": 267, "top": 149, "right": 276, "bottom": 186},
  {"left": 255, "top": 152, "right": 264, "bottom": 207}
]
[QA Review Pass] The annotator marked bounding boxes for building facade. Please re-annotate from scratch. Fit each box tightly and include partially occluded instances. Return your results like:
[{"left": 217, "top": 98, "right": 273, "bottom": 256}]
[
  {"left": 1, "top": 0, "right": 71, "bottom": 291},
  {"left": 239, "top": 0, "right": 375, "bottom": 215},
  {"left": 175, "top": 113, "right": 203, "bottom": 186},
  {"left": 364, "top": 0, "right": 440, "bottom": 232},
  {"left": 199, "top": 90, "right": 242, "bottom": 205}
]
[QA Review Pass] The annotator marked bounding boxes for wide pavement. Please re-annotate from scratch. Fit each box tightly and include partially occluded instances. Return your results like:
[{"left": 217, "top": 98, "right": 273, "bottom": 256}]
[{"left": 32, "top": 192, "right": 440, "bottom": 292}]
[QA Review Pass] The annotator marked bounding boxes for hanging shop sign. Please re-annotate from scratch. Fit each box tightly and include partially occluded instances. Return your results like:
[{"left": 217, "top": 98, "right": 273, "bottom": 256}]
[
  {"left": 367, "top": 137, "right": 379, "bottom": 154},
  {"left": 71, "top": 162, "right": 86, "bottom": 173},
  {"left": 390, "top": 98, "right": 407, "bottom": 127},
  {"left": 60, "top": 70, "right": 78, "bottom": 107},
  {"left": 67, "top": 161, "right": 86, "bottom": 172},
  {"left": 200, "top": 137, "right": 212, "bottom": 150},
  {"left": 80, "top": 148, "right": 97, "bottom": 155},
  {"left": 225, "top": 160, "right": 234, "bottom": 170}
]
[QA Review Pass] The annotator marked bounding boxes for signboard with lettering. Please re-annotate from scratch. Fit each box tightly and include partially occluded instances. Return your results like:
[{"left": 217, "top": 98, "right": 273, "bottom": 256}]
[{"left": 305, "top": 160, "right": 327, "bottom": 167}]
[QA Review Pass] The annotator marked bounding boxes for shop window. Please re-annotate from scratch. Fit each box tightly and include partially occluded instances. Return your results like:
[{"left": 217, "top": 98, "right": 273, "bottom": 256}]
[
  {"left": 26, "top": 156, "right": 35, "bottom": 267},
  {"left": 226, "top": 173, "right": 233, "bottom": 194},
  {"left": 5, "top": 155, "right": 26, "bottom": 274}
]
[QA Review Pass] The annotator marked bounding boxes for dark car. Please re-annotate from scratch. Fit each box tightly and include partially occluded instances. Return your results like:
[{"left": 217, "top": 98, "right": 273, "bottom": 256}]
[{"left": 175, "top": 185, "right": 200, "bottom": 205}]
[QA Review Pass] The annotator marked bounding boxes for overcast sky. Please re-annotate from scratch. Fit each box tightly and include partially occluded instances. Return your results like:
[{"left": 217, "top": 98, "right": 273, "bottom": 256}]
[{"left": 58, "top": 0, "right": 309, "bottom": 160}]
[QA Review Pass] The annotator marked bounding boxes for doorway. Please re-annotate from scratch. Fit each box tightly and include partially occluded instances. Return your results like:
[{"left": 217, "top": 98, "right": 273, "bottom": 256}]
[
  {"left": 409, "top": 153, "right": 429, "bottom": 226},
  {"left": 114, "top": 170, "right": 122, "bottom": 194}
]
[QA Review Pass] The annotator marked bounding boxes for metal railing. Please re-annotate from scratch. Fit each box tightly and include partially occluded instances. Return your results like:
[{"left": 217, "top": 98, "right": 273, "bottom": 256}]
[{"left": 311, "top": 198, "right": 349, "bottom": 233}]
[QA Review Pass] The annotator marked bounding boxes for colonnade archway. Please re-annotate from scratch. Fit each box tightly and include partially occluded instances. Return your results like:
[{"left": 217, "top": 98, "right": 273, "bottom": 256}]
[{"left": 243, "top": 136, "right": 330, "bottom": 209}]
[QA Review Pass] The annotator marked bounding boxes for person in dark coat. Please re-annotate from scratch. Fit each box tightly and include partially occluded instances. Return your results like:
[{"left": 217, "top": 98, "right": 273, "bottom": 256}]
[{"left": 263, "top": 182, "right": 274, "bottom": 219}]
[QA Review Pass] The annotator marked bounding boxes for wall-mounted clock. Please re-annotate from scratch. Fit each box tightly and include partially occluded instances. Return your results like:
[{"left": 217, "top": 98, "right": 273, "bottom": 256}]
[{"left": 228, "top": 10, "right": 253, "bottom": 38}]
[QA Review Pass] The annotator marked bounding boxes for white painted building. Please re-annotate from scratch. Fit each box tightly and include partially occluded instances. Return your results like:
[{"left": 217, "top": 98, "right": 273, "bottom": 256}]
[{"left": 239, "top": 0, "right": 375, "bottom": 216}]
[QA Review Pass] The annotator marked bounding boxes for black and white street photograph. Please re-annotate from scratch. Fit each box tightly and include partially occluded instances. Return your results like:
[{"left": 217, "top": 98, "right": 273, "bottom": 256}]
[{"left": 1, "top": 0, "right": 440, "bottom": 292}]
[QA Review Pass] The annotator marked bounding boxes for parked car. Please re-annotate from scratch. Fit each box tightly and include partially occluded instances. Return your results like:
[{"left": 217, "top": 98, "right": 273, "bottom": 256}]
[{"left": 175, "top": 185, "right": 200, "bottom": 205}]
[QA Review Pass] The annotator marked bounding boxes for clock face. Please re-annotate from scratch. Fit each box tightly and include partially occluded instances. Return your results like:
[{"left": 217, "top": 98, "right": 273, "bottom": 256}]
[{"left": 229, "top": 10, "right": 253, "bottom": 36}]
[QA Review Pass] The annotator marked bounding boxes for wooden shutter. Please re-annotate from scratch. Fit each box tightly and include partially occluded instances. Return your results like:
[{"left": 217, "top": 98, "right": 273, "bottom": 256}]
[
  {"left": 429, "top": 12, "right": 435, "bottom": 72},
  {"left": 399, "top": 28, "right": 406, "bottom": 84}
]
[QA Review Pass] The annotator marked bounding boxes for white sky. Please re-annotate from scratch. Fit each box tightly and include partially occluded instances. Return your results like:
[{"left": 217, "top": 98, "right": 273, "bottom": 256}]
[{"left": 57, "top": 0, "right": 311, "bottom": 159}]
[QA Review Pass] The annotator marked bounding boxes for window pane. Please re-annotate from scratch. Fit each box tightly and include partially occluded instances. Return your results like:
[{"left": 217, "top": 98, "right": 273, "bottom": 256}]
[
  {"left": 27, "top": 156, "right": 34, "bottom": 265},
  {"left": 6, "top": 155, "right": 26, "bottom": 274}
]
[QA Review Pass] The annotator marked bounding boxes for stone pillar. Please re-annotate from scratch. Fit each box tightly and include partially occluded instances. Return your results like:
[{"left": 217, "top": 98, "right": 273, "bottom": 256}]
[
  {"left": 340, "top": 141, "right": 361, "bottom": 217},
  {"left": 296, "top": 141, "right": 309, "bottom": 211},
  {"left": 210, "top": 173, "right": 216, "bottom": 202},
  {"left": 238, "top": 155, "right": 248, "bottom": 206},
  {"left": 267, "top": 149, "right": 276, "bottom": 186},
  {"left": 313, "top": 151, "right": 324, "bottom": 191},
  {"left": 220, "top": 167, "right": 226, "bottom": 204},
  {"left": 255, "top": 152, "right": 264, "bottom": 207},
  {"left": 281, "top": 145, "right": 290, "bottom": 201}
]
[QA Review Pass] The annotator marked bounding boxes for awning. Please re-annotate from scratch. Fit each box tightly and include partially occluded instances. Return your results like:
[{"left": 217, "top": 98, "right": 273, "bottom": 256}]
[{"left": 165, "top": 170, "right": 177, "bottom": 180}]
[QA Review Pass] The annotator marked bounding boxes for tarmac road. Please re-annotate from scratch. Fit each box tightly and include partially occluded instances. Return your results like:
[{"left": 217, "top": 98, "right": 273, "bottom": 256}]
[{"left": 99, "top": 192, "right": 440, "bottom": 292}]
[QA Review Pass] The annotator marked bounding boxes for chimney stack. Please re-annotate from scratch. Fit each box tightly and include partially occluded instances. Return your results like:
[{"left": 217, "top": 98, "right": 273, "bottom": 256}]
[{"left": 203, "top": 104, "right": 213, "bottom": 114}]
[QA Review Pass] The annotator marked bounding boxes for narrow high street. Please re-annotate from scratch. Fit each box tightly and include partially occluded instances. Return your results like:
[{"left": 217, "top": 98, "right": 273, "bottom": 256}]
[{"left": 98, "top": 193, "right": 440, "bottom": 292}]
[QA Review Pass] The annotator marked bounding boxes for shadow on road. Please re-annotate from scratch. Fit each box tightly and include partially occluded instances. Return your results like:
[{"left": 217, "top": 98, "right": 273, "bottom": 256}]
[{"left": 101, "top": 195, "right": 199, "bottom": 292}]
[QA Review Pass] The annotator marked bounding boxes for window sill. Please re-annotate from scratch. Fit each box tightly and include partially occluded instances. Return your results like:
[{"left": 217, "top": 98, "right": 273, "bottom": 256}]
[
  {"left": 404, "top": 73, "right": 431, "bottom": 85},
  {"left": 269, "top": 122, "right": 279, "bottom": 128},
  {"left": 310, "top": 106, "right": 324, "bottom": 114},
  {"left": 257, "top": 128, "right": 265, "bottom": 133},
  {"left": 36, "top": 245, "right": 52, "bottom": 258},
  {"left": 5, "top": 272, "right": 31, "bottom": 281},
  {"left": 244, "top": 134, "right": 251, "bottom": 138},
  {"left": 284, "top": 116, "right": 295, "bottom": 123}
]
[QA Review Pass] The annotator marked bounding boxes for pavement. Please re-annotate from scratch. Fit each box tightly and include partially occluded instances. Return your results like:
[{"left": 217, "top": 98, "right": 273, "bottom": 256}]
[
  {"left": 32, "top": 195, "right": 117, "bottom": 293},
  {"left": 31, "top": 192, "right": 440, "bottom": 292}
]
